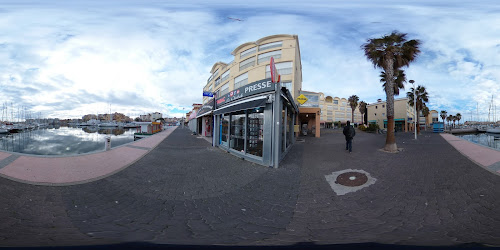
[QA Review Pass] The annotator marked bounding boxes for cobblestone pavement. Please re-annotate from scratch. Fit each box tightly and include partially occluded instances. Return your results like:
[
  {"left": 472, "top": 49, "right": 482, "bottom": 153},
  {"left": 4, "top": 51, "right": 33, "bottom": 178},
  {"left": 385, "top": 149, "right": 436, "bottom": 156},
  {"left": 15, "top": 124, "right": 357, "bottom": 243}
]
[{"left": 0, "top": 127, "right": 499, "bottom": 247}]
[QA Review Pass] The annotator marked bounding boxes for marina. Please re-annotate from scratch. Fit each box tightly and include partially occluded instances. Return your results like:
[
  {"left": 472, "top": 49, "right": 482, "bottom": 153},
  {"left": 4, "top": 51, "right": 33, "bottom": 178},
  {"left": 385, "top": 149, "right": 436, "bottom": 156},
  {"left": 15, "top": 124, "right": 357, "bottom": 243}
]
[
  {"left": 0, "top": 126, "right": 138, "bottom": 156},
  {"left": 455, "top": 132, "right": 500, "bottom": 150}
]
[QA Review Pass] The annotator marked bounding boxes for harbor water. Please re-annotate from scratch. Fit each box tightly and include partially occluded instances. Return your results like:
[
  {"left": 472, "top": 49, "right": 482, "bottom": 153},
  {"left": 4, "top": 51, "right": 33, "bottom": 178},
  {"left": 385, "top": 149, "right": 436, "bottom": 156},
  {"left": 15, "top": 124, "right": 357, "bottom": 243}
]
[
  {"left": 0, "top": 126, "right": 137, "bottom": 156},
  {"left": 455, "top": 133, "right": 500, "bottom": 150}
]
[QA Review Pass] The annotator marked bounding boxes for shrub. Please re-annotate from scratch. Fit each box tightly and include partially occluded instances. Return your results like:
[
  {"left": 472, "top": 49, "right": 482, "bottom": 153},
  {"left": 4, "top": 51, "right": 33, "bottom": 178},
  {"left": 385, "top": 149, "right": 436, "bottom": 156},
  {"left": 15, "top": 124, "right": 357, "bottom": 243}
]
[
  {"left": 358, "top": 124, "right": 366, "bottom": 131},
  {"left": 366, "top": 124, "right": 379, "bottom": 132}
]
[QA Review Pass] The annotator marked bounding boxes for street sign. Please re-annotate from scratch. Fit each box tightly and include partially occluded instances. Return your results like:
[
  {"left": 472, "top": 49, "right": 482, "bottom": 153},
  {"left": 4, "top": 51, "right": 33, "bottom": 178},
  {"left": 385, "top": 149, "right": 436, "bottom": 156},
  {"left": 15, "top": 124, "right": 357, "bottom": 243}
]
[
  {"left": 297, "top": 94, "right": 308, "bottom": 105},
  {"left": 203, "top": 91, "right": 213, "bottom": 97}
]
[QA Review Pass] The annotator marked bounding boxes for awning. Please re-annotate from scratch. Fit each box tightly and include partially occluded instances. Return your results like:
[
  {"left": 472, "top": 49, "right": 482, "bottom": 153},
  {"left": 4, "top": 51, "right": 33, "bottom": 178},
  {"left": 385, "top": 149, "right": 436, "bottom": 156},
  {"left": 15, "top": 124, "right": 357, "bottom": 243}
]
[{"left": 214, "top": 96, "right": 268, "bottom": 115}]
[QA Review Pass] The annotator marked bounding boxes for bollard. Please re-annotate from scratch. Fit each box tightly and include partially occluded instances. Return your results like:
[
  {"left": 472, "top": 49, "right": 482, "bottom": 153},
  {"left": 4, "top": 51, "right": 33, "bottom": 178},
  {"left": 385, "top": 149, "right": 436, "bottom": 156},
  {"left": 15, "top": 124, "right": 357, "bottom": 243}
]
[{"left": 105, "top": 136, "right": 111, "bottom": 151}]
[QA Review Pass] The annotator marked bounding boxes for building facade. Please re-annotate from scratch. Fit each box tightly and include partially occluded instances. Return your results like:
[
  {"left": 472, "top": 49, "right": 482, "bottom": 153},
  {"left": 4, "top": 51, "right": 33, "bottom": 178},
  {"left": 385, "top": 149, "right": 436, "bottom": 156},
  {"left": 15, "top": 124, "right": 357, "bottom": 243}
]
[
  {"left": 367, "top": 98, "right": 416, "bottom": 132},
  {"left": 197, "top": 34, "right": 302, "bottom": 167},
  {"left": 318, "top": 94, "right": 362, "bottom": 128}
]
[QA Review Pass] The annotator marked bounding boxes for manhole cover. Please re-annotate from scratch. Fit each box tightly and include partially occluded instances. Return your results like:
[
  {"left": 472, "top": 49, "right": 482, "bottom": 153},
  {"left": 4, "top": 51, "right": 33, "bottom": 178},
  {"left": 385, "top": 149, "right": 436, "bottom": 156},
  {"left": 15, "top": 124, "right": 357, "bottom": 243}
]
[{"left": 335, "top": 172, "right": 368, "bottom": 187}]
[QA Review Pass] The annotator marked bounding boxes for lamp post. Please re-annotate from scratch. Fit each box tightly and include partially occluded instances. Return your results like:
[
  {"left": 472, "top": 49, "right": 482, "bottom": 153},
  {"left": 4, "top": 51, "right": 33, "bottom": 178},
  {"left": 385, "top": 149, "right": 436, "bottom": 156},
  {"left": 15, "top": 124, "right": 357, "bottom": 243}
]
[{"left": 410, "top": 80, "right": 417, "bottom": 140}]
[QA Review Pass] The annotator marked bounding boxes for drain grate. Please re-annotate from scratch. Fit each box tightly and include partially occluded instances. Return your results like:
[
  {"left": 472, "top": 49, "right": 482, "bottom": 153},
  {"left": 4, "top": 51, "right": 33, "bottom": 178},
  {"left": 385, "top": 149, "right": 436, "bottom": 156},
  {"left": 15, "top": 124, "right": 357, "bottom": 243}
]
[{"left": 335, "top": 172, "right": 368, "bottom": 187}]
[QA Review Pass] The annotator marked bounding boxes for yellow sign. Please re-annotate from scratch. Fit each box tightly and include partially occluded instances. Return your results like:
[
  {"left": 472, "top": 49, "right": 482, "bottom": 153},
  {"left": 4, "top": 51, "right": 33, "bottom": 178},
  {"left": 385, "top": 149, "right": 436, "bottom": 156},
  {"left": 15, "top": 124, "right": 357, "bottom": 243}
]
[
  {"left": 294, "top": 125, "right": 300, "bottom": 132},
  {"left": 297, "top": 94, "right": 308, "bottom": 105}
]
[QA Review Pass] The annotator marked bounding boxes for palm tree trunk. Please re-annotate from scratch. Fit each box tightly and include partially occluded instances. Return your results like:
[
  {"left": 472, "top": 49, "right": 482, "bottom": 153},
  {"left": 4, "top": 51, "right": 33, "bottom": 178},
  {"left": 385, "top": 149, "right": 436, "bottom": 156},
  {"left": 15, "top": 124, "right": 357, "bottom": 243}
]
[
  {"left": 384, "top": 58, "right": 397, "bottom": 152},
  {"left": 416, "top": 108, "right": 420, "bottom": 134},
  {"left": 352, "top": 110, "right": 354, "bottom": 124}
]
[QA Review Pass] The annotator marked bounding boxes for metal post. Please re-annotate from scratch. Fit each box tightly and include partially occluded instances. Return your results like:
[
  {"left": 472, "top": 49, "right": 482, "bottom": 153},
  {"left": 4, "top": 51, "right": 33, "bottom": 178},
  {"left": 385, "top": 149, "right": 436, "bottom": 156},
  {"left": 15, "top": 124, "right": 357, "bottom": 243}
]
[
  {"left": 413, "top": 82, "right": 417, "bottom": 140},
  {"left": 273, "top": 81, "right": 281, "bottom": 169}
]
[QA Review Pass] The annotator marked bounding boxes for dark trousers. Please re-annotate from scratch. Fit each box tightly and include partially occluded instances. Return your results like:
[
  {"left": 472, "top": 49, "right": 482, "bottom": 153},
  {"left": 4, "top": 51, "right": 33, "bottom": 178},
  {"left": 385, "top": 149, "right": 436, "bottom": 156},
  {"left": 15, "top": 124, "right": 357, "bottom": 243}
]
[{"left": 345, "top": 138, "right": 352, "bottom": 152}]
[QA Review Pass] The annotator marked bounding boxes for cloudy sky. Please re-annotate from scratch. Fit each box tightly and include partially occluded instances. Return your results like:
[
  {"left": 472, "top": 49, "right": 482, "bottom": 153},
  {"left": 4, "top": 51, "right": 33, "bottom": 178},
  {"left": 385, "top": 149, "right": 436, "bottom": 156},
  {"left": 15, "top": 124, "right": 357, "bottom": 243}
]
[{"left": 0, "top": 0, "right": 499, "bottom": 121}]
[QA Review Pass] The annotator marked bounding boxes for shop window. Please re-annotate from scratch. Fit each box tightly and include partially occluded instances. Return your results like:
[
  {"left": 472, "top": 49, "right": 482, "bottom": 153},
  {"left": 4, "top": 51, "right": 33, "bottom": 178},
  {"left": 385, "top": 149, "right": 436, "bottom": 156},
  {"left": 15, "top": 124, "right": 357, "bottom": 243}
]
[
  {"left": 220, "top": 114, "right": 229, "bottom": 147},
  {"left": 230, "top": 111, "right": 246, "bottom": 152},
  {"left": 287, "top": 106, "right": 293, "bottom": 148},
  {"left": 246, "top": 108, "right": 264, "bottom": 157}
]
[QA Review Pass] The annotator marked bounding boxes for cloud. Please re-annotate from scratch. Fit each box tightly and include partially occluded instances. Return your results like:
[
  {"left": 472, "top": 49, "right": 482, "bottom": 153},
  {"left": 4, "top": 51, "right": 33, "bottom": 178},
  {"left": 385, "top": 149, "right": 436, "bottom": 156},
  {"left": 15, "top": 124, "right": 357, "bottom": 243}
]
[{"left": 0, "top": 0, "right": 499, "bottom": 122}]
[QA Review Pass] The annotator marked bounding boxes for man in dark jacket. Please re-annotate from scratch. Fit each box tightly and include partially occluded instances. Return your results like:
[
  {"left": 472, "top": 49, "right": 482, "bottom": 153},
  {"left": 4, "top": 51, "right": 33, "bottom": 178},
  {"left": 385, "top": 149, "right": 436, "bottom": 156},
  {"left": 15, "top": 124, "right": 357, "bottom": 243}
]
[{"left": 343, "top": 121, "right": 356, "bottom": 153}]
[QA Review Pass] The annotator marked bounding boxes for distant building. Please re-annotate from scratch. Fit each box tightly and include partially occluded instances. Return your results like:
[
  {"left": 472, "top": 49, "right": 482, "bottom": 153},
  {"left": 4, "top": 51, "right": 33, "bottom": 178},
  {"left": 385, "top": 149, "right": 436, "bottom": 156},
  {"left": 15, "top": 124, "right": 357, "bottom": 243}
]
[
  {"left": 367, "top": 98, "right": 416, "bottom": 132},
  {"left": 318, "top": 94, "right": 362, "bottom": 128}
]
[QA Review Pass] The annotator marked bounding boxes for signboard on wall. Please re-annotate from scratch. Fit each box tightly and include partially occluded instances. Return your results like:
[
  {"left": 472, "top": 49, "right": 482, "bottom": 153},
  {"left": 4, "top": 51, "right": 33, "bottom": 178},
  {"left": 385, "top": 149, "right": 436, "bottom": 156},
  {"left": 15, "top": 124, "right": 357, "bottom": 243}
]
[
  {"left": 299, "top": 92, "right": 320, "bottom": 107},
  {"left": 197, "top": 98, "right": 215, "bottom": 117},
  {"left": 216, "top": 78, "right": 274, "bottom": 107}
]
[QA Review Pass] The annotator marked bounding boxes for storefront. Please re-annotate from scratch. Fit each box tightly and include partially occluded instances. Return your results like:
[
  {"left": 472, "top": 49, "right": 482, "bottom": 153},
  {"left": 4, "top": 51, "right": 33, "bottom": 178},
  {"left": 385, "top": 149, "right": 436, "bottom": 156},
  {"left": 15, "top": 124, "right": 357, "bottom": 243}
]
[
  {"left": 213, "top": 78, "right": 298, "bottom": 168},
  {"left": 196, "top": 99, "right": 215, "bottom": 138}
]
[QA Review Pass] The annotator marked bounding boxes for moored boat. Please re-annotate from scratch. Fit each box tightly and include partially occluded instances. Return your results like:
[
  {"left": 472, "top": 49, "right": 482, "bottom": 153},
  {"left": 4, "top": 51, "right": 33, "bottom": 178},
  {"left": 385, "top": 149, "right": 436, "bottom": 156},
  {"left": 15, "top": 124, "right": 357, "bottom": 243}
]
[{"left": 486, "top": 127, "right": 500, "bottom": 134}]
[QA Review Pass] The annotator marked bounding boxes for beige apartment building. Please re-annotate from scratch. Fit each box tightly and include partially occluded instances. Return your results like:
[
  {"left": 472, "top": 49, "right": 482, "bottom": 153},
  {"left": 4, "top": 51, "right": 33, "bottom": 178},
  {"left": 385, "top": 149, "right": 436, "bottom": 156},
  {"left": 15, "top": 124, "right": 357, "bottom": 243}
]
[
  {"left": 318, "top": 94, "right": 362, "bottom": 128},
  {"left": 202, "top": 34, "right": 302, "bottom": 105},
  {"left": 195, "top": 34, "right": 302, "bottom": 167},
  {"left": 367, "top": 98, "right": 416, "bottom": 132}
]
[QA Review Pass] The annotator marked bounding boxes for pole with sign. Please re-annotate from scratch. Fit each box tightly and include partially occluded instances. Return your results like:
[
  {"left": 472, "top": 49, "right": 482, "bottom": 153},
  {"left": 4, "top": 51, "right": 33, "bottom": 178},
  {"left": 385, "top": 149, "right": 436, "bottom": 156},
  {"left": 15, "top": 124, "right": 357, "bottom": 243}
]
[{"left": 271, "top": 57, "right": 281, "bottom": 169}]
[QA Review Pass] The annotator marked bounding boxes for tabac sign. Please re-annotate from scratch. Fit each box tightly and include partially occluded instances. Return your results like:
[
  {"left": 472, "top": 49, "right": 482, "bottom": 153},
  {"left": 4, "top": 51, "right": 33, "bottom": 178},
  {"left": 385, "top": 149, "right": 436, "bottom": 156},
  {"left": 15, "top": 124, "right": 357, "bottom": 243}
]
[{"left": 216, "top": 78, "right": 274, "bottom": 106}]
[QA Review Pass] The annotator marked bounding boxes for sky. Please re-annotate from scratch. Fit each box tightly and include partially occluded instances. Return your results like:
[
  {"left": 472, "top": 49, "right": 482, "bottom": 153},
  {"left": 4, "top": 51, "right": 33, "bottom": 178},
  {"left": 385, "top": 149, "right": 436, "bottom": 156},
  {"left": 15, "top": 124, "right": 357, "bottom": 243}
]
[{"left": 0, "top": 0, "right": 499, "bottom": 122}]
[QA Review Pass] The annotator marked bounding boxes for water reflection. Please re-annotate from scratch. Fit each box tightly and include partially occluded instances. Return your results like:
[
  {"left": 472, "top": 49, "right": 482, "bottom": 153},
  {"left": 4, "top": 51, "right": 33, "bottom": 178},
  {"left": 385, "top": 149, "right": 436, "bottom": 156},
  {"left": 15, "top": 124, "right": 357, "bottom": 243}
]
[
  {"left": 0, "top": 126, "right": 136, "bottom": 155},
  {"left": 456, "top": 133, "right": 500, "bottom": 150}
]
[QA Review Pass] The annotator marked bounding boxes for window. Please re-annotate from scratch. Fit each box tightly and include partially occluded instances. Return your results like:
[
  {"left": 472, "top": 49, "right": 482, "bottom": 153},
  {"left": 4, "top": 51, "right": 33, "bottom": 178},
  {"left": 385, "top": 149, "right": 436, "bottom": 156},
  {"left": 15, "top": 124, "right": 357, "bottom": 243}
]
[
  {"left": 382, "top": 105, "right": 385, "bottom": 108},
  {"left": 240, "top": 47, "right": 256, "bottom": 59},
  {"left": 220, "top": 83, "right": 229, "bottom": 96},
  {"left": 258, "top": 50, "right": 281, "bottom": 64},
  {"left": 208, "top": 84, "right": 213, "bottom": 92},
  {"left": 374, "top": 113, "right": 377, "bottom": 116},
  {"left": 259, "top": 41, "right": 282, "bottom": 51},
  {"left": 207, "top": 74, "right": 214, "bottom": 83},
  {"left": 333, "top": 100, "right": 338, "bottom": 104},
  {"left": 234, "top": 72, "right": 248, "bottom": 89},
  {"left": 327, "top": 111, "right": 333, "bottom": 116},
  {"left": 281, "top": 81, "right": 292, "bottom": 92},
  {"left": 340, "top": 107, "right": 345, "bottom": 111},
  {"left": 239, "top": 56, "right": 255, "bottom": 71},
  {"left": 265, "top": 61, "right": 293, "bottom": 78},
  {"left": 230, "top": 111, "right": 246, "bottom": 152},
  {"left": 247, "top": 109, "right": 264, "bottom": 157},
  {"left": 376, "top": 106, "right": 378, "bottom": 109},
  {"left": 327, "top": 106, "right": 333, "bottom": 110},
  {"left": 213, "top": 69, "right": 219, "bottom": 78},
  {"left": 342, "top": 102, "right": 346, "bottom": 106},
  {"left": 382, "top": 113, "right": 385, "bottom": 116},
  {"left": 221, "top": 70, "right": 230, "bottom": 83},
  {"left": 214, "top": 77, "right": 220, "bottom": 87}
]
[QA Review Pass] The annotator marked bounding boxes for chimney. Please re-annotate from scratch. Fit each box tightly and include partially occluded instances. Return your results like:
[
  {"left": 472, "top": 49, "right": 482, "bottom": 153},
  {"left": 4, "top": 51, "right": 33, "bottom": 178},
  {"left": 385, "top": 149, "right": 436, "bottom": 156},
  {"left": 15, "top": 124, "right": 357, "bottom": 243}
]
[{"left": 377, "top": 99, "right": 382, "bottom": 102}]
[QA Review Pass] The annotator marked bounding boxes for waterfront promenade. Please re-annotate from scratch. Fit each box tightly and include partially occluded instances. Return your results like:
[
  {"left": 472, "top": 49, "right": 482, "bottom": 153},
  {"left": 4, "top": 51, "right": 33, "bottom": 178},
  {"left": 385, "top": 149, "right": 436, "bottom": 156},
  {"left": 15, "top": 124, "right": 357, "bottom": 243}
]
[{"left": 0, "top": 126, "right": 499, "bottom": 247}]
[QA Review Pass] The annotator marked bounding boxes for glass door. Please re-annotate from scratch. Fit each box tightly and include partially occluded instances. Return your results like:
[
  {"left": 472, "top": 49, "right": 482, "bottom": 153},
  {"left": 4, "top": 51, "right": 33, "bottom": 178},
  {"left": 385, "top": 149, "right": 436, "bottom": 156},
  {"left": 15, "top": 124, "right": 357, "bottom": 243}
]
[
  {"left": 220, "top": 114, "right": 229, "bottom": 147},
  {"left": 230, "top": 111, "right": 246, "bottom": 152}
]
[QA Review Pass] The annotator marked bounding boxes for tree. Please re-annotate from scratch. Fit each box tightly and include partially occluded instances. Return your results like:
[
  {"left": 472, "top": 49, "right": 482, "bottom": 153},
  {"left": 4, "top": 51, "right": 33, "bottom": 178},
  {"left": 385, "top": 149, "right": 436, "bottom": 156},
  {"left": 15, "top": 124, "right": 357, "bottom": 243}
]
[
  {"left": 447, "top": 115, "right": 452, "bottom": 128},
  {"left": 362, "top": 31, "right": 421, "bottom": 152},
  {"left": 456, "top": 113, "right": 461, "bottom": 126},
  {"left": 380, "top": 69, "right": 406, "bottom": 95},
  {"left": 452, "top": 115, "right": 457, "bottom": 128},
  {"left": 440, "top": 110, "right": 447, "bottom": 130},
  {"left": 422, "top": 105, "right": 430, "bottom": 129},
  {"left": 348, "top": 95, "right": 359, "bottom": 124},
  {"left": 359, "top": 101, "right": 367, "bottom": 125},
  {"left": 407, "top": 85, "right": 429, "bottom": 134}
]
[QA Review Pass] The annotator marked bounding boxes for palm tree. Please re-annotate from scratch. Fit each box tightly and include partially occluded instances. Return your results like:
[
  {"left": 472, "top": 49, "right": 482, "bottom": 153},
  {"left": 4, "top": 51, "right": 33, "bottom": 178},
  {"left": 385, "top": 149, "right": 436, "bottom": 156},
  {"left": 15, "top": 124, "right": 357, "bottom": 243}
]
[
  {"left": 446, "top": 115, "right": 452, "bottom": 128},
  {"left": 380, "top": 69, "right": 406, "bottom": 95},
  {"left": 453, "top": 115, "right": 457, "bottom": 128},
  {"left": 456, "top": 113, "right": 461, "bottom": 126},
  {"left": 407, "top": 85, "right": 429, "bottom": 134},
  {"left": 422, "top": 105, "right": 430, "bottom": 129},
  {"left": 362, "top": 31, "right": 421, "bottom": 152},
  {"left": 348, "top": 95, "right": 359, "bottom": 124},
  {"left": 359, "top": 101, "right": 367, "bottom": 125},
  {"left": 440, "top": 110, "right": 447, "bottom": 130}
]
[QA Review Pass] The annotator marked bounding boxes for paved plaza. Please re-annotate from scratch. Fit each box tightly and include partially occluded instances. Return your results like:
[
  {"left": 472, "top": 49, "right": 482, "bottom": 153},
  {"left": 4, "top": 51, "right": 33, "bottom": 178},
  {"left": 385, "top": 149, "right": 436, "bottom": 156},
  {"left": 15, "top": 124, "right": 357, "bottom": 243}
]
[{"left": 0, "top": 126, "right": 499, "bottom": 248}]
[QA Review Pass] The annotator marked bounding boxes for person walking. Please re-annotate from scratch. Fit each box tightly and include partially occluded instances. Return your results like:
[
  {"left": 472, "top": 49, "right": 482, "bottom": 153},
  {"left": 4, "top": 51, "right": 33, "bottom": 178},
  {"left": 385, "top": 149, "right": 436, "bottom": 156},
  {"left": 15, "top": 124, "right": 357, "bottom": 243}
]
[{"left": 343, "top": 120, "right": 356, "bottom": 153}]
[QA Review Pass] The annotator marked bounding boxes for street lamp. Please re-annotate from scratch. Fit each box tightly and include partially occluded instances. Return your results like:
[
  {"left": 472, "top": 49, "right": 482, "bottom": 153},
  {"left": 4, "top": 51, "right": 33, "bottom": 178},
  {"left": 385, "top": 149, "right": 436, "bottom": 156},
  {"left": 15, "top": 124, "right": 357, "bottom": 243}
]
[{"left": 409, "top": 80, "right": 417, "bottom": 140}]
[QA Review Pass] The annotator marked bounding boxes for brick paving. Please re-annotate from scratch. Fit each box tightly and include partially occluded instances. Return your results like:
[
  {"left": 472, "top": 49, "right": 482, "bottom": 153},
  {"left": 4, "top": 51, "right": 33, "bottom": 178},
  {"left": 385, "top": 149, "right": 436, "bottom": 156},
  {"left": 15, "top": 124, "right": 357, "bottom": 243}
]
[{"left": 0, "top": 126, "right": 499, "bottom": 247}]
